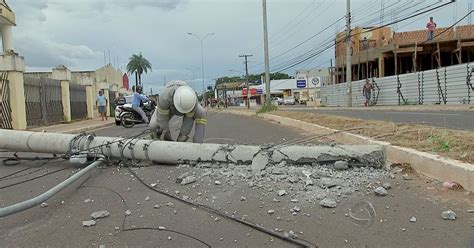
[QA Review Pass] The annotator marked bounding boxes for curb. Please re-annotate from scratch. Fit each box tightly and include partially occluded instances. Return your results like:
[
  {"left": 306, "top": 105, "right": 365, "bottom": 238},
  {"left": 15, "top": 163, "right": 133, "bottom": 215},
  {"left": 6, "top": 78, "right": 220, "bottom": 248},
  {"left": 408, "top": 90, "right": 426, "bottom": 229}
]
[
  {"left": 59, "top": 122, "right": 115, "bottom": 134},
  {"left": 224, "top": 109, "right": 474, "bottom": 192}
]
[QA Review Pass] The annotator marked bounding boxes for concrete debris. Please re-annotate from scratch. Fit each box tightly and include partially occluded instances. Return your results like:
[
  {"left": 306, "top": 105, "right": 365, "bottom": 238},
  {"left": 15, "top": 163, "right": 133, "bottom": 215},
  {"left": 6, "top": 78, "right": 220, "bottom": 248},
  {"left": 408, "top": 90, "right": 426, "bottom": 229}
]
[
  {"left": 382, "top": 182, "right": 392, "bottom": 190},
  {"left": 441, "top": 210, "right": 456, "bottom": 220},
  {"left": 176, "top": 172, "right": 192, "bottom": 184},
  {"left": 214, "top": 180, "right": 222, "bottom": 185},
  {"left": 402, "top": 174, "right": 413, "bottom": 180},
  {"left": 319, "top": 198, "right": 337, "bottom": 208},
  {"left": 467, "top": 210, "right": 474, "bottom": 213},
  {"left": 145, "top": 196, "right": 150, "bottom": 201},
  {"left": 153, "top": 204, "right": 161, "bottom": 209},
  {"left": 442, "top": 182, "right": 462, "bottom": 190},
  {"left": 272, "top": 167, "right": 287, "bottom": 175},
  {"left": 159, "top": 226, "right": 166, "bottom": 230},
  {"left": 321, "top": 178, "right": 339, "bottom": 188},
  {"left": 114, "top": 226, "right": 120, "bottom": 230},
  {"left": 240, "top": 196, "right": 247, "bottom": 201},
  {"left": 374, "top": 187, "right": 388, "bottom": 196},
  {"left": 165, "top": 202, "right": 174, "bottom": 207},
  {"left": 60, "top": 201, "right": 65, "bottom": 205},
  {"left": 40, "top": 202, "right": 49, "bottom": 208},
  {"left": 84, "top": 199, "right": 92, "bottom": 203},
  {"left": 91, "top": 210, "right": 110, "bottom": 219},
  {"left": 82, "top": 220, "right": 96, "bottom": 227},
  {"left": 292, "top": 206, "right": 301, "bottom": 212},
  {"left": 150, "top": 183, "right": 157, "bottom": 187},
  {"left": 277, "top": 190, "right": 287, "bottom": 196},
  {"left": 251, "top": 152, "right": 269, "bottom": 172},
  {"left": 410, "top": 217, "right": 417, "bottom": 223},
  {"left": 125, "top": 210, "right": 132, "bottom": 216},
  {"left": 268, "top": 209, "right": 275, "bottom": 214},
  {"left": 334, "top": 161, "right": 349, "bottom": 170},
  {"left": 180, "top": 176, "right": 197, "bottom": 185},
  {"left": 99, "top": 245, "right": 105, "bottom": 248},
  {"left": 290, "top": 199, "right": 299, "bottom": 203}
]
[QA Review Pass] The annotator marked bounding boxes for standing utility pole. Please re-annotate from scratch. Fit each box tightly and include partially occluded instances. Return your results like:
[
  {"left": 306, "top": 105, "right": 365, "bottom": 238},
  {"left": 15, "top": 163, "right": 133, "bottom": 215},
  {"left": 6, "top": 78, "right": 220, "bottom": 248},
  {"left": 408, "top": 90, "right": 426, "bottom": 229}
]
[
  {"left": 239, "top": 54, "right": 253, "bottom": 108},
  {"left": 262, "top": 0, "right": 271, "bottom": 106},
  {"left": 346, "top": 0, "right": 352, "bottom": 107},
  {"left": 187, "top": 32, "right": 216, "bottom": 107}
]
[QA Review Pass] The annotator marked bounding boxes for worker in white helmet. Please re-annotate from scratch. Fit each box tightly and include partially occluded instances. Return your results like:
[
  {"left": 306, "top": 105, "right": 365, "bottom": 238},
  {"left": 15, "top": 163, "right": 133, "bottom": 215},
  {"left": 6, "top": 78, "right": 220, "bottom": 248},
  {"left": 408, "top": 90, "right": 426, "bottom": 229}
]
[{"left": 148, "top": 80, "right": 207, "bottom": 143}]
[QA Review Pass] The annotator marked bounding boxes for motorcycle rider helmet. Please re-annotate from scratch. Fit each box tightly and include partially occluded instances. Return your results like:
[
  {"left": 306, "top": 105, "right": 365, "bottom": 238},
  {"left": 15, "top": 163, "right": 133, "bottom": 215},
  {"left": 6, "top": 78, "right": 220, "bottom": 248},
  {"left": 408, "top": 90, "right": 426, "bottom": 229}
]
[{"left": 173, "top": 86, "right": 197, "bottom": 114}]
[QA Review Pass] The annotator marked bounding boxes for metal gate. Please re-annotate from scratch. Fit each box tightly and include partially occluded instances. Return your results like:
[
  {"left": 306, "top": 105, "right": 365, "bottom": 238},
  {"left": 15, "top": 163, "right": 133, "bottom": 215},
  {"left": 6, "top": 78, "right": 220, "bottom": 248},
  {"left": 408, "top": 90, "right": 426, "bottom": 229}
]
[
  {"left": 24, "top": 77, "right": 63, "bottom": 127},
  {"left": 69, "top": 84, "right": 87, "bottom": 120},
  {"left": 109, "top": 90, "right": 117, "bottom": 117},
  {"left": 0, "top": 72, "right": 12, "bottom": 129}
]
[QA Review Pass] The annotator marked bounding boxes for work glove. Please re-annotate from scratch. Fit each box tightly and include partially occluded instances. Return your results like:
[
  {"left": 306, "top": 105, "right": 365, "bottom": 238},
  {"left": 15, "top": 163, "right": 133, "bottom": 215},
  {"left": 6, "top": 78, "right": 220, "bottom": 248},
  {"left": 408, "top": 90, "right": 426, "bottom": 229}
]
[
  {"left": 162, "top": 130, "right": 172, "bottom": 141},
  {"left": 150, "top": 128, "right": 163, "bottom": 140},
  {"left": 177, "top": 133, "right": 189, "bottom": 142}
]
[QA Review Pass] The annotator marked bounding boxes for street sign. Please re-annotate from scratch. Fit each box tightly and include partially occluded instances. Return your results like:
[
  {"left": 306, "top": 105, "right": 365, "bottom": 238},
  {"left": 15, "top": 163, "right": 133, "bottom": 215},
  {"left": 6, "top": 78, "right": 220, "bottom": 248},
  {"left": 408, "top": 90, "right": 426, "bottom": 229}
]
[
  {"left": 257, "top": 88, "right": 263, "bottom": 94},
  {"left": 311, "top": 77, "right": 321, "bottom": 87},
  {"left": 296, "top": 80, "right": 307, "bottom": 88}
]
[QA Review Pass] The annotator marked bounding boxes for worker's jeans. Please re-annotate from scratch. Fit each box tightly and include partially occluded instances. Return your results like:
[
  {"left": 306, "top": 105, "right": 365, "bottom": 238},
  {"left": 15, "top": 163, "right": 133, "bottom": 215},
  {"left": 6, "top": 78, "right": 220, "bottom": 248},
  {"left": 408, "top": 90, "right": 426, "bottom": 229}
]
[
  {"left": 132, "top": 106, "right": 149, "bottom": 124},
  {"left": 427, "top": 31, "right": 434, "bottom": 41}
]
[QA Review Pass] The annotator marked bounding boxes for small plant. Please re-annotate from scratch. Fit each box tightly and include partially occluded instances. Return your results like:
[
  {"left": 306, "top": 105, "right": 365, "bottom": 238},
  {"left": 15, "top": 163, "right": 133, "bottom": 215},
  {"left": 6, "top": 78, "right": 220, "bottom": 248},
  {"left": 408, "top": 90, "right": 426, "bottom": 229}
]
[
  {"left": 320, "top": 104, "right": 327, "bottom": 107},
  {"left": 428, "top": 135, "right": 451, "bottom": 152},
  {"left": 257, "top": 103, "right": 278, "bottom": 114}
]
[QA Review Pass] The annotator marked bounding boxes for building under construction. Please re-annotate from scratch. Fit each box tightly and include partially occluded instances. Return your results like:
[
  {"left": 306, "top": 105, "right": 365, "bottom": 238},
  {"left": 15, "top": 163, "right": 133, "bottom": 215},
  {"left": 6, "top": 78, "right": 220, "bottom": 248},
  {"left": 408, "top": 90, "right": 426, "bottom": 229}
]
[{"left": 334, "top": 24, "right": 474, "bottom": 84}]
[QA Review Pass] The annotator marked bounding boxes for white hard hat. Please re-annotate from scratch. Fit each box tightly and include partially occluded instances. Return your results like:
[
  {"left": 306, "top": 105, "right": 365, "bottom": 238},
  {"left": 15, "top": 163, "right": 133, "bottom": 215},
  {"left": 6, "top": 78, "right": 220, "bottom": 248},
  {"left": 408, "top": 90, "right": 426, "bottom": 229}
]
[{"left": 173, "top": 86, "right": 197, "bottom": 113}]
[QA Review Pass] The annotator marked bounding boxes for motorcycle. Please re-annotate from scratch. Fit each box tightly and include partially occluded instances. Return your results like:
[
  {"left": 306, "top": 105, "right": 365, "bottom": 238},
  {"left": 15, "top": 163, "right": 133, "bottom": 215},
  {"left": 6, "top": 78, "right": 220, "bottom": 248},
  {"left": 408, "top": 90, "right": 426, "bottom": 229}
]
[{"left": 119, "top": 101, "right": 156, "bottom": 128}]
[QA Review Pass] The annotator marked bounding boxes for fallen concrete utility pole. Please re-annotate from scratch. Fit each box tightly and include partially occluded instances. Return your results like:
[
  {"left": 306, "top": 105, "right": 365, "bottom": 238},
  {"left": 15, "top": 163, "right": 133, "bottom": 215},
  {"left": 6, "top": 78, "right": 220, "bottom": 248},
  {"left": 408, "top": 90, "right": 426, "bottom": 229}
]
[
  {"left": 0, "top": 159, "right": 103, "bottom": 218},
  {"left": 0, "top": 129, "right": 386, "bottom": 168}
]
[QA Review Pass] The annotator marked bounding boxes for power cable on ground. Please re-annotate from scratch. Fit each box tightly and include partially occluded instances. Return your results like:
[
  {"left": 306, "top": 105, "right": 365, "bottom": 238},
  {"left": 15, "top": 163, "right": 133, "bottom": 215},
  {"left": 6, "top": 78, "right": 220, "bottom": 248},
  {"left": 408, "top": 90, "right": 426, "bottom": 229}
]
[{"left": 124, "top": 165, "right": 317, "bottom": 248}]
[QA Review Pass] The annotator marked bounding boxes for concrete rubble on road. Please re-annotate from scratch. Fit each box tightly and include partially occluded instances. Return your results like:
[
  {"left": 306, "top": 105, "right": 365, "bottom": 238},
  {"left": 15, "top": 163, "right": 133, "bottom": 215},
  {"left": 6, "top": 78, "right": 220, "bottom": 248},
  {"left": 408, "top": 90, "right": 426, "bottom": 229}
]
[
  {"left": 91, "top": 210, "right": 110, "bottom": 219},
  {"left": 168, "top": 152, "right": 396, "bottom": 210},
  {"left": 82, "top": 220, "right": 96, "bottom": 227},
  {"left": 442, "top": 210, "right": 457, "bottom": 220}
]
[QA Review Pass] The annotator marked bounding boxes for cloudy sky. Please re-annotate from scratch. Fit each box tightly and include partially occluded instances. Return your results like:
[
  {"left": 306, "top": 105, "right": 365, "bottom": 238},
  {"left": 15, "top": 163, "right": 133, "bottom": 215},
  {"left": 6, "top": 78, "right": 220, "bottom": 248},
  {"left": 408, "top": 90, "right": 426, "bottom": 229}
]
[{"left": 8, "top": 0, "right": 472, "bottom": 93}]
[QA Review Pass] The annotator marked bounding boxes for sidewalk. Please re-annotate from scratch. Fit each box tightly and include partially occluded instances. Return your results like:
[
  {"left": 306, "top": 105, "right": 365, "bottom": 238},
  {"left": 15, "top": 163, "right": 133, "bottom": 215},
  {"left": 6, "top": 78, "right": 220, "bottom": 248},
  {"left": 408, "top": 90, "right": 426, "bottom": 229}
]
[
  {"left": 28, "top": 117, "right": 115, "bottom": 134},
  {"left": 290, "top": 104, "right": 474, "bottom": 112}
]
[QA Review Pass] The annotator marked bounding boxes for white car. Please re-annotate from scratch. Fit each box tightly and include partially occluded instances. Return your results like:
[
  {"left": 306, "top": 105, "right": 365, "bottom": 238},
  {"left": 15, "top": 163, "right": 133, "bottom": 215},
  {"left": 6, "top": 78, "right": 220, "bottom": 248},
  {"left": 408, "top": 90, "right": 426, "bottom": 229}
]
[
  {"left": 284, "top": 96, "right": 296, "bottom": 105},
  {"left": 272, "top": 97, "right": 284, "bottom": 105},
  {"left": 114, "top": 95, "right": 133, "bottom": 125}
]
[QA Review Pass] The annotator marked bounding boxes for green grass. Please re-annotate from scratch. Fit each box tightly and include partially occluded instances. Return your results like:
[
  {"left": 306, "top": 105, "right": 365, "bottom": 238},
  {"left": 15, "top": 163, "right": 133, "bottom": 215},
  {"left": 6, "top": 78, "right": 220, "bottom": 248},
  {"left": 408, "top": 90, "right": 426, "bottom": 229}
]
[
  {"left": 428, "top": 135, "right": 451, "bottom": 152},
  {"left": 257, "top": 103, "right": 278, "bottom": 114}
]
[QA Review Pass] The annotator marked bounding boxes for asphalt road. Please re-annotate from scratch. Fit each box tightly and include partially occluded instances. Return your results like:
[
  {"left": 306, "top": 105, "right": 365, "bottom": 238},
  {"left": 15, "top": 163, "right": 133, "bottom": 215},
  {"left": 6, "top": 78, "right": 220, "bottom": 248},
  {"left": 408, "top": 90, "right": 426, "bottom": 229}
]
[
  {"left": 1, "top": 113, "right": 473, "bottom": 247},
  {"left": 280, "top": 105, "right": 474, "bottom": 131}
]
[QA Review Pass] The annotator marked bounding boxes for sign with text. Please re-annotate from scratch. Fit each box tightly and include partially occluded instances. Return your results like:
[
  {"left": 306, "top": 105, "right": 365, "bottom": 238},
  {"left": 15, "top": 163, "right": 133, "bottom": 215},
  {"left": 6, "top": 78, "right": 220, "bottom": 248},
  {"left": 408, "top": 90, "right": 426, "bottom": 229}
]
[{"left": 296, "top": 80, "right": 307, "bottom": 88}]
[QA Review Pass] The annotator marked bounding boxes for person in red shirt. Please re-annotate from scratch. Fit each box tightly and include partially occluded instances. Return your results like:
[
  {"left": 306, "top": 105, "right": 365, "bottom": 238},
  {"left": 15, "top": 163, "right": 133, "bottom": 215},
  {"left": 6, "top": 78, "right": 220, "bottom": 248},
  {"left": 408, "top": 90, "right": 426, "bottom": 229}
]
[{"left": 426, "top": 17, "right": 437, "bottom": 41}]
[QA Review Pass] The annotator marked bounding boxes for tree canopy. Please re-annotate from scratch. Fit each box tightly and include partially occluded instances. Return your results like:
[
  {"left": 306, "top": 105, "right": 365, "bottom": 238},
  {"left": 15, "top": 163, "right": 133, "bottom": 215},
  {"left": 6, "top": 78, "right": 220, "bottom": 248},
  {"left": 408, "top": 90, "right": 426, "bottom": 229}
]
[{"left": 127, "top": 53, "right": 152, "bottom": 87}]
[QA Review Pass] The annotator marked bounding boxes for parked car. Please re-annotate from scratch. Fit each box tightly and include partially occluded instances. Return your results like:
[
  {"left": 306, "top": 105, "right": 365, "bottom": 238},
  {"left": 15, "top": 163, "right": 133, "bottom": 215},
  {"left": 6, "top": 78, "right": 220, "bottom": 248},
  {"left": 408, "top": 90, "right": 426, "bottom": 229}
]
[
  {"left": 284, "top": 96, "right": 296, "bottom": 105},
  {"left": 272, "top": 97, "right": 284, "bottom": 105},
  {"left": 114, "top": 95, "right": 133, "bottom": 125}
]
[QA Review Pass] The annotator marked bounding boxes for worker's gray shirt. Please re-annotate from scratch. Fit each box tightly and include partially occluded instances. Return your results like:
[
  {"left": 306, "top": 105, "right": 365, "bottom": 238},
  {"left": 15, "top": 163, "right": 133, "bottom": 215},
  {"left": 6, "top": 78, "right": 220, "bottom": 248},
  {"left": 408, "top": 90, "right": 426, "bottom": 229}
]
[{"left": 149, "top": 81, "right": 207, "bottom": 143}]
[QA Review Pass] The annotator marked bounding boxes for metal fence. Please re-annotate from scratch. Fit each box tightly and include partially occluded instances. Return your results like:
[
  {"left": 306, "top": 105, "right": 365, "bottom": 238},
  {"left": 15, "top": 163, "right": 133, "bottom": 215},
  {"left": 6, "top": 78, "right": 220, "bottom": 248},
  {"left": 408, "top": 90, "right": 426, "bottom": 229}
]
[
  {"left": 24, "top": 77, "right": 64, "bottom": 127},
  {"left": 321, "top": 63, "right": 474, "bottom": 107},
  {"left": 0, "top": 72, "right": 12, "bottom": 129},
  {"left": 69, "top": 84, "right": 87, "bottom": 120}
]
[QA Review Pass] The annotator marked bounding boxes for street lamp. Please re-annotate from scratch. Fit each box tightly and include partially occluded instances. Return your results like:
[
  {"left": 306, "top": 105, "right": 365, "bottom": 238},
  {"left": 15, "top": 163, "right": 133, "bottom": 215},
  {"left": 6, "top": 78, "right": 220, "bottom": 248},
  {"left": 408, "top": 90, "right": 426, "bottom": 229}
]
[
  {"left": 187, "top": 32, "right": 215, "bottom": 107},
  {"left": 186, "top": 67, "right": 200, "bottom": 84}
]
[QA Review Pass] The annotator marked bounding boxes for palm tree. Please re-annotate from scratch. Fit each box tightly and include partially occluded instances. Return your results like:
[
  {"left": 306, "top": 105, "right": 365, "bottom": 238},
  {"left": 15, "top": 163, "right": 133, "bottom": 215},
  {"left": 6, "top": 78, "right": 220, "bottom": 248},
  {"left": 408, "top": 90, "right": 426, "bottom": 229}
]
[{"left": 126, "top": 53, "right": 152, "bottom": 87}]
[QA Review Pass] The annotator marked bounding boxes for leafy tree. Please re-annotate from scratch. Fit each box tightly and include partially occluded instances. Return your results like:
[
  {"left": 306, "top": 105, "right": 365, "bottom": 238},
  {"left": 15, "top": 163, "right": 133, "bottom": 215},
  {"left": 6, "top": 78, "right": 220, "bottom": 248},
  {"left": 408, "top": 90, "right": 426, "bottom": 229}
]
[{"left": 127, "top": 53, "right": 152, "bottom": 87}]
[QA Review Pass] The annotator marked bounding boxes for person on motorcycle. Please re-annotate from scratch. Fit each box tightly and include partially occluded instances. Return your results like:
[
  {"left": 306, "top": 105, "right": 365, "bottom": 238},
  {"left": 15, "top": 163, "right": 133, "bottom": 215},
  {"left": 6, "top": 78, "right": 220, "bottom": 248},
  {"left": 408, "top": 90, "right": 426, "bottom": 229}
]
[
  {"left": 148, "top": 80, "right": 207, "bottom": 143},
  {"left": 132, "top": 86, "right": 150, "bottom": 124}
]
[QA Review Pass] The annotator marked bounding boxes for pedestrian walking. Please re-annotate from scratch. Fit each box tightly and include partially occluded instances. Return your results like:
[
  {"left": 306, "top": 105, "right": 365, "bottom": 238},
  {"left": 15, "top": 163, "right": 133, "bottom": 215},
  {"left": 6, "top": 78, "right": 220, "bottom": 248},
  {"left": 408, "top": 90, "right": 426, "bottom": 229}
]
[
  {"left": 362, "top": 79, "right": 374, "bottom": 107},
  {"left": 96, "top": 90, "right": 108, "bottom": 121},
  {"left": 426, "top": 17, "right": 437, "bottom": 41}
]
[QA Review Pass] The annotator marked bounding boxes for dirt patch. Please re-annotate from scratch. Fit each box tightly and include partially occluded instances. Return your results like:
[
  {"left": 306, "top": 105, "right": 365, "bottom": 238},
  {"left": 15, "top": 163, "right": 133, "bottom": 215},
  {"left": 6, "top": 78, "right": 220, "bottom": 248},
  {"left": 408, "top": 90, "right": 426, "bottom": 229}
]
[{"left": 269, "top": 111, "right": 474, "bottom": 164}]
